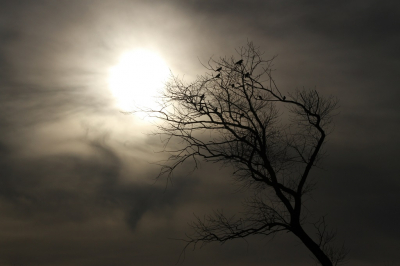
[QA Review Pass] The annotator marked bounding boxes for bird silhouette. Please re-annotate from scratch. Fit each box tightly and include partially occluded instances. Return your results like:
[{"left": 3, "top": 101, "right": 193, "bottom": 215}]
[
  {"left": 199, "top": 97, "right": 204, "bottom": 106},
  {"left": 215, "top": 73, "right": 221, "bottom": 78},
  {"left": 216, "top": 67, "right": 222, "bottom": 72},
  {"left": 244, "top": 72, "right": 250, "bottom": 78},
  {"left": 235, "top": 59, "right": 243, "bottom": 65},
  {"left": 282, "top": 96, "right": 286, "bottom": 101},
  {"left": 258, "top": 95, "right": 262, "bottom": 100},
  {"left": 214, "top": 107, "right": 218, "bottom": 113}
]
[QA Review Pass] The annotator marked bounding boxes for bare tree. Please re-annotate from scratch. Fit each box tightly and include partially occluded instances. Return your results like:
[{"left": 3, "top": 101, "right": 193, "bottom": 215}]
[{"left": 142, "top": 43, "right": 344, "bottom": 265}]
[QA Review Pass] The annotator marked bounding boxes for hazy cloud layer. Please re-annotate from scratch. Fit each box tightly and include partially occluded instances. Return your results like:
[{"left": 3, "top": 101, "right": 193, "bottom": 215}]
[{"left": 0, "top": 0, "right": 399, "bottom": 265}]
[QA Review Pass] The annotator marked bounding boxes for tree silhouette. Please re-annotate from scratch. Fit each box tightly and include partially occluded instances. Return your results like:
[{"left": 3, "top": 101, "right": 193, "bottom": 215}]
[{"left": 143, "top": 43, "right": 346, "bottom": 265}]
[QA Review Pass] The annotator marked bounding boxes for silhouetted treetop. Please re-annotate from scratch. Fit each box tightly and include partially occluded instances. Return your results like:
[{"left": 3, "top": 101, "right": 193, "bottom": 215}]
[{"left": 140, "top": 42, "right": 345, "bottom": 266}]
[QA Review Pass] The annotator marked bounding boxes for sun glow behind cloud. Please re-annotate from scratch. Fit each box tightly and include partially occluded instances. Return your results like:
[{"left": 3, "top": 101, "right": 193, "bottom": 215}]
[{"left": 108, "top": 49, "right": 170, "bottom": 111}]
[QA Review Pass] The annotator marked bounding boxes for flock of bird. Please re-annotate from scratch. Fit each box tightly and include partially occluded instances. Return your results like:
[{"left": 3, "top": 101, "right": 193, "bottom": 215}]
[
  {"left": 212, "top": 59, "right": 286, "bottom": 102},
  {"left": 180, "top": 59, "right": 287, "bottom": 143},
  {"left": 214, "top": 59, "right": 245, "bottom": 79},
  {"left": 187, "top": 59, "right": 286, "bottom": 115},
  {"left": 181, "top": 58, "right": 286, "bottom": 144}
]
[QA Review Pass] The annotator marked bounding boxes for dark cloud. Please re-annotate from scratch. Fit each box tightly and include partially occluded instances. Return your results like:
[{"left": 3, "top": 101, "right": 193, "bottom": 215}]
[{"left": 0, "top": 136, "right": 197, "bottom": 227}]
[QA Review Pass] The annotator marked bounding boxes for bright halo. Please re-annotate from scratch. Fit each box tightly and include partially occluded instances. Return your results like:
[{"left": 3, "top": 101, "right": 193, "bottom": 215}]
[{"left": 108, "top": 49, "right": 170, "bottom": 111}]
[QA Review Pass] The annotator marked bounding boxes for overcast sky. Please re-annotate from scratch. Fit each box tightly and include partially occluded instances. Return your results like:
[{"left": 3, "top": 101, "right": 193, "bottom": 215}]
[{"left": 1, "top": 1, "right": 399, "bottom": 265}]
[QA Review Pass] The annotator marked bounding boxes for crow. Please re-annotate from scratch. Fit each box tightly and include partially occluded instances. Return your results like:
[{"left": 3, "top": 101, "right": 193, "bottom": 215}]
[
  {"left": 199, "top": 95, "right": 205, "bottom": 104},
  {"left": 215, "top": 73, "right": 221, "bottom": 78},
  {"left": 216, "top": 67, "right": 222, "bottom": 72},
  {"left": 186, "top": 95, "right": 193, "bottom": 103},
  {"left": 244, "top": 72, "right": 250, "bottom": 78},
  {"left": 235, "top": 59, "right": 243, "bottom": 65},
  {"left": 283, "top": 96, "right": 286, "bottom": 101},
  {"left": 231, "top": 84, "right": 235, "bottom": 88}
]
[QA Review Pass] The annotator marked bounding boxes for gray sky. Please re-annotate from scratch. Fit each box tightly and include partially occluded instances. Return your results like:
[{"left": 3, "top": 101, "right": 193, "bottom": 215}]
[{"left": 1, "top": 1, "right": 399, "bottom": 265}]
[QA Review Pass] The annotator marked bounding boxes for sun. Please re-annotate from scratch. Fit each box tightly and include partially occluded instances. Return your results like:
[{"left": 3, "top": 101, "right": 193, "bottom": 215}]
[{"left": 108, "top": 49, "right": 170, "bottom": 111}]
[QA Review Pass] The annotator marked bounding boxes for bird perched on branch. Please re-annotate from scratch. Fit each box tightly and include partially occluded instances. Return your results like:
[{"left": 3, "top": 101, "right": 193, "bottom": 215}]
[
  {"left": 186, "top": 95, "right": 193, "bottom": 103},
  {"left": 244, "top": 72, "right": 250, "bottom": 78},
  {"left": 215, "top": 73, "right": 221, "bottom": 78},
  {"left": 258, "top": 95, "right": 262, "bottom": 100},
  {"left": 231, "top": 84, "right": 235, "bottom": 88},
  {"left": 283, "top": 96, "right": 286, "bottom": 101},
  {"left": 215, "top": 67, "right": 222, "bottom": 72},
  {"left": 235, "top": 59, "right": 243, "bottom": 65}
]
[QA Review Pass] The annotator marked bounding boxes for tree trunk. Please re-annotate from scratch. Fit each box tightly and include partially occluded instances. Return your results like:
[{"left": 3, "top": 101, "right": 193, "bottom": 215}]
[{"left": 292, "top": 225, "right": 333, "bottom": 266}]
